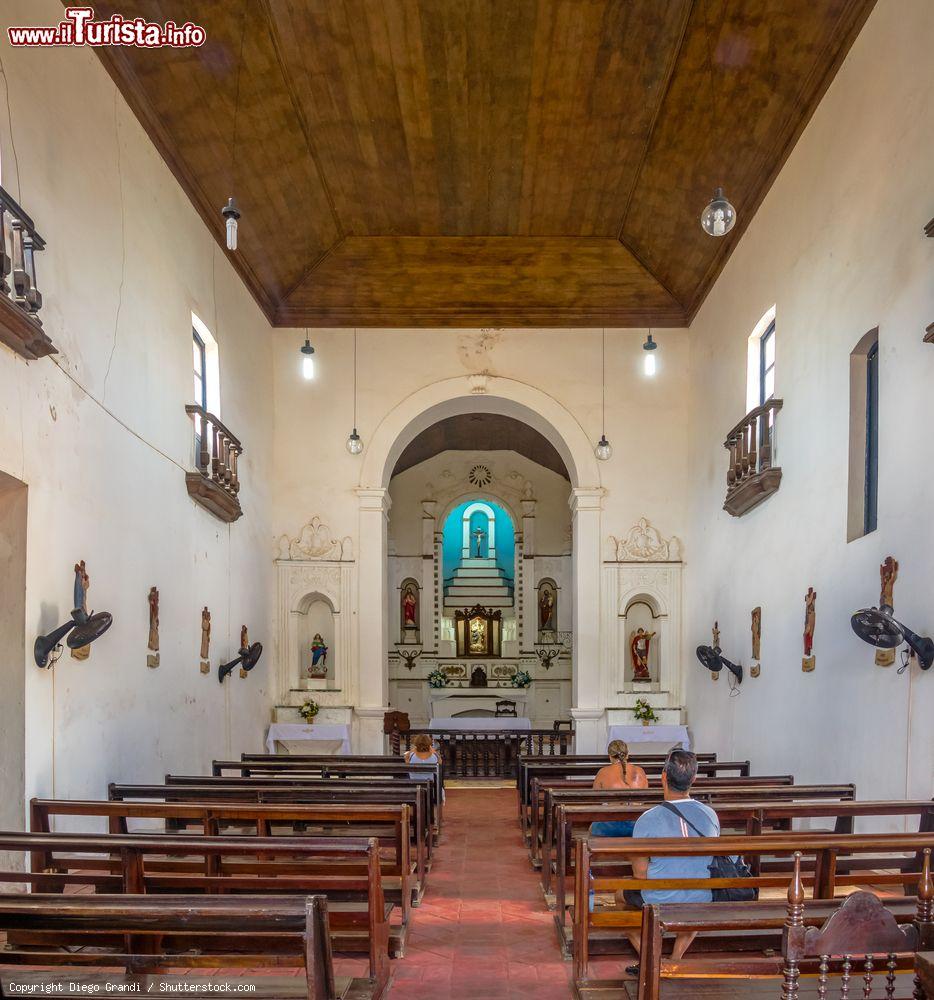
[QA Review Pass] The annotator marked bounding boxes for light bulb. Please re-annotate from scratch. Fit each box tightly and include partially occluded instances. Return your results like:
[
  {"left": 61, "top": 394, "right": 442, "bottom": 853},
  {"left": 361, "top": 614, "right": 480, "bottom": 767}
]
[
  {"left": 346, "top": 428, "right": 363, "bottom": 455},
  {"left": 644, "top": 351, "right": 656, "bottom": 377},
  {"left": 701, "top": 187, "right": 735, "bottom": 237},
  {"left": 221, "top": 197, "right": 241, "bottom": 251},
  {"left": 595, "top": 434, "right": 612, "bottom": 461},
  {"left": 300, "top": 339, "right": 315, "bottom": 380}
]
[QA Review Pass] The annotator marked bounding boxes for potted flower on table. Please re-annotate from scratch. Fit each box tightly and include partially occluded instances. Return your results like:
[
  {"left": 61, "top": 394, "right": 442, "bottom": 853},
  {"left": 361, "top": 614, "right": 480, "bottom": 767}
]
[
  {"left": 299, "top": 699, "right": 320, "bottom": 725},
  {"left": 427, "top": 668, "right": 448, "bottom": 689},
  {"left": 632, "top": 698, "right": 659, "bottom": 727},
  {"left": 512, "top": 669, "right": 532, "bottom": 689}
]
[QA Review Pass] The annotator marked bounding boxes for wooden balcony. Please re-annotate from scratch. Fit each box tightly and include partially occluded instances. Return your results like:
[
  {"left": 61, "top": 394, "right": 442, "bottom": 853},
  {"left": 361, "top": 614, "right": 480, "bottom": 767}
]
[
  {"left": 723, "top": 398, "right": 783, "bottom": 517},
  {"left": 0, "top": 187, "right": 55, "bottom": 361},
  {"left": 184, "top": 405, "right": 243, "bottom": 523}
]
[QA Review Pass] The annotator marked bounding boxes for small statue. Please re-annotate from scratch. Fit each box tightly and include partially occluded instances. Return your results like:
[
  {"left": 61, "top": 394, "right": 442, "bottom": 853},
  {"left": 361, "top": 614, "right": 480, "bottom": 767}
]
[
  {"left": 309, "top": 633, "right": 328, "bottom": 676},
  {"left": 629, "top": 627, "right": 656, "bottom": 682},
  {"left": 200, "top": 607, "right": 211, "bottom": 661},
  {"left": 539, "top": 586, "right": 556, "bottom": 631},
  {"left": 402, "top": 585, "right": 418, "bottom": 627},
  {"left": 751, "top": 606, "right": 761, "bottom": 661},
  {"left": 148, "top": 588, "right": 160, "bottom": 652},
  {"left": 876, "top": 557, "right": 899, "bottom": 666},
  {"left": 472, "top": 526, "right": 487, "bottom": 557},
  {"left": 470, "top": 665, "right": 488, "bottom": 688},
  {"left": 710, "top": 621, "right": 720, "bottom": 681},
  {"left": 802, "top": 588, "right": 817, "bottom": 672},
  {"left": 71, "top": 561, "right": 91, "bottom": 660},
  {"left": 240, "top": 624, "right": 249, "bottom": 652}
]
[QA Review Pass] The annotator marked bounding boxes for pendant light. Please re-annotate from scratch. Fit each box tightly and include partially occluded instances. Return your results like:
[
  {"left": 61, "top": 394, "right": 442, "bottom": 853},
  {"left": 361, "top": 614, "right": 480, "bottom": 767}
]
[
  {"left": 698, "top": 0, "right": 736, "bottom": 238},
  {"left": 300, "top": 330, "right": 315, "bottom": 380},
  {"left": 221, "top": 2, "right": 247, "bottom": 251},
  {"left": 643, "top": 331, "right": 658, "bottom": 377},
  {"left": 595, "top": 328, "right": 612, "bottom": 461},
  {"left": 346, "top": 328, "right": 363, "bottom": 455}
]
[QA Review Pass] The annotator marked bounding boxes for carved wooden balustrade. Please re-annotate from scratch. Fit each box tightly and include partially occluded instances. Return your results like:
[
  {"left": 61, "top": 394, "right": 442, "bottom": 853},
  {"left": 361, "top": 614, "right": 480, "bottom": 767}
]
[
  {"left": 0, "top": 186, "right": 54, "bottom": 360},
  {"left": 723, "top": 397, "right": 783, "bottom": 516},
  {"left": 184, "top": 404, "right": 243, "bottom": 523}
]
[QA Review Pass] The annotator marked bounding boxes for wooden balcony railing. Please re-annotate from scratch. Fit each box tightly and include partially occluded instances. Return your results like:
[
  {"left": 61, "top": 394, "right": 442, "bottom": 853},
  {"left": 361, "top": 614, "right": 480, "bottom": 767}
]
[
  {"left": 184, "top": 404, "right": 243, "bottom": 523},
  {"left": 0, "top": 186, "right": 54, "bottom": 361},
  {"left": 723, "top": 398, "right": 783, "bottom": 516}
]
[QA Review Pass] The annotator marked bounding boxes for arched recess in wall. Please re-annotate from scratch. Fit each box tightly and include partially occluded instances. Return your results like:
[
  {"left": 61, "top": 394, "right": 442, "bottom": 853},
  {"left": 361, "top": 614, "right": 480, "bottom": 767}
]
[
  {"left": 620, "top": 596, "right": 662, "bottom": 687},
  {"left": 355, "top": 375, "right": 604, "bottom": 724},
  {"left": 536, "top": 577, "right": 559, "bottom": 636},
  {"left": 295, "top": 591, "right": 339, "bottom": 689}
]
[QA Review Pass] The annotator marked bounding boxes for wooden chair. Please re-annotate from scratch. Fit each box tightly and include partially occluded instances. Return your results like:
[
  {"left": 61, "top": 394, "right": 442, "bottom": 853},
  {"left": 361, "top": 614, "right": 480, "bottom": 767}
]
[
  {"left": 781, "top": 848, "right": 933, "bottom": 998},
  {"left": 552, "top": 719, "right": 573, "bottom": 732},
  {"left": 495, "top": 699, "right": 517, "bottom": 717}
]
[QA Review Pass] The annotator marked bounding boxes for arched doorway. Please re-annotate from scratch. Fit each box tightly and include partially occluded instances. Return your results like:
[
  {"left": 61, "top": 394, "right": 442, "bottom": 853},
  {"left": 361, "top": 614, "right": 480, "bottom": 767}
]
[{"left": 353, "top": 376, "right": 605, "bottom": 753}]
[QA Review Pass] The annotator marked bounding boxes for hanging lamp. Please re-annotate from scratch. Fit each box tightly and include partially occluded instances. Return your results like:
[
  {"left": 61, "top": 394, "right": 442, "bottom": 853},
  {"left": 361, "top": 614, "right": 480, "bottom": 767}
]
[
  {"left": 699, "top": 0, "right": 736, "bottom": 238},
  {"left": 643, "top": 332, "right": 658, "bottom": 377},
  {"left": 221, "top": 2, "right": 247, "bottom": 251},
  {"left": 346, "top": 328, "right": 363, "bottom": 455},
  {"left": 595, "top": 328, "right": 612, "bottom": 461},
  {"left": 300, "top": 331, "right": 316, "bottom": 380}
]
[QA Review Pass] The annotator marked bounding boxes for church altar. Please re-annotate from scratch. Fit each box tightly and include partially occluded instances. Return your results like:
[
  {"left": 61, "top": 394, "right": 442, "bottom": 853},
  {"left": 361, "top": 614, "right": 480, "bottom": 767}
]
[
  {"left": 607, "top": 724, "right": 691, "bottom": 753},
  {"left": 428, "top": 687, "right": 530, "bottom": 718},
  {"left": 428, "top": 716, "right": 532, "bottom": 731},
  {"left": 265, "top": 722, "right": 352, "bottom": 755}
]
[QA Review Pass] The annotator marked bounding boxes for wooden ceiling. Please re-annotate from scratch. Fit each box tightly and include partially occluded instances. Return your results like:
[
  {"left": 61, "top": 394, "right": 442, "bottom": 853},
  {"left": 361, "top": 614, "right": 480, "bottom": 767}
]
[{"left": 89, "top": 0, "right": 874, "bottom": 327}]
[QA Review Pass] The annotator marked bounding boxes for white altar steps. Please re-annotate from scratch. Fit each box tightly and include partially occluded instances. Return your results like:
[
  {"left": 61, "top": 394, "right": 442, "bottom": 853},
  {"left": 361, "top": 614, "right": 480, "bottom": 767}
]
[{"left": 444, "top": 556, "right": 514, "bottom": 610}]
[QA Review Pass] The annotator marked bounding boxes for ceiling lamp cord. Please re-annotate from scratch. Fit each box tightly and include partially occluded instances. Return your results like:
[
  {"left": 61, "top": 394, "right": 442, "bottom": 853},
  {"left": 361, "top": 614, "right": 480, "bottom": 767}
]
[
  {"left": 595, "top": 328, "right": 612, "bottom": 461},
  {"left": 222, "top": 1, "right": 247, "bottom": 251},
  {"left": 346, "top": 328, "right": 363, "bottom": 455},
  {"left": 700, "top": 0, "right": 736, "bottom": 237}
]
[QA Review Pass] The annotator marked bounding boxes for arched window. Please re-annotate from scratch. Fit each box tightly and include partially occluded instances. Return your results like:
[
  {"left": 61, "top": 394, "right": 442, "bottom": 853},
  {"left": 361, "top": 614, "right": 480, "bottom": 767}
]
[{"left": 847, "top": 328, "right": 879, "bottom": 541}]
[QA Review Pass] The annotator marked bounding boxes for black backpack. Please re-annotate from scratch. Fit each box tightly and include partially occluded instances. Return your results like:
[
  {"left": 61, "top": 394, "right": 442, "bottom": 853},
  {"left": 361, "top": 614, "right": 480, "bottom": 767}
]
[{"left": 660, "top": 801, "right": 758, "bottom": 902}]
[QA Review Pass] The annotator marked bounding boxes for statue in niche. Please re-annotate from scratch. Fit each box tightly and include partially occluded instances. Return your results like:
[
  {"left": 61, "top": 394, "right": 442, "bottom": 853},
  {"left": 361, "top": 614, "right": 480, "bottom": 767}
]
[
  {"left": 750, "top": 607, "right": 761, "bottom": 677},
  {"left": 309, "top": 633, "right": 329, "bottom": 677},
  {"left": 538, "top": 583, "right": 556, "bottom": 632},
  {"left": 147, "top": 586, "right": 160, "bottom": 669},
  {"left": 71, "top": 561, "right": 91, "bottom": 660},
  {"left": 802, "top": 588, "right": 817, "bottom": 672},
  {"left": 402, "top": 583, "right": 418, "bottom": 629},
  {"left": 629, "top": 627, "right": 656, "bottom": 682},
  {"left": 470, "top": 665, "right": 488, "bottom": 688},
  {"left": 199, "top": 607, "right": 211, "bottom": 673},
  {"left": 472, "top": 525, "right": 487, "bottom": 557},
  {"left": 876, "top": 556, "right": 898, "bottom": 667},
  {"left": 469, "top": 616, "right": 487, "bottom": 654}
]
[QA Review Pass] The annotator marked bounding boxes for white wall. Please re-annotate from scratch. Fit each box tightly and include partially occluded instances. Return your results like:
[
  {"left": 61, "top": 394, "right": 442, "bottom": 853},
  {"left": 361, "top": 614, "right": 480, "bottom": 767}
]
[
  {"left": 684, "top": 0, "right": 934, "bottom": 809},
  {"left": 0, "top": 0, "right": 276, "bottom": 807}
]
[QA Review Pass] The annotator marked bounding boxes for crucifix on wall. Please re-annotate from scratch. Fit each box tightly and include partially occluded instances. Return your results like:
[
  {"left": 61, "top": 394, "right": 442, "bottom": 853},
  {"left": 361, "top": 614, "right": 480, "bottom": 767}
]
[{"left": 472, "top": 525, "right": 487, "bottom": 557}]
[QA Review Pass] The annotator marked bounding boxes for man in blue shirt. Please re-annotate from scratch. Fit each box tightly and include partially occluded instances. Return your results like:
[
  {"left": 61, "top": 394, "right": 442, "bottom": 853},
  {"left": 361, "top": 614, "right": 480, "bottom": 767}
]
[{"left": 624, "top": 749, "right": 720, "bottom": 961}]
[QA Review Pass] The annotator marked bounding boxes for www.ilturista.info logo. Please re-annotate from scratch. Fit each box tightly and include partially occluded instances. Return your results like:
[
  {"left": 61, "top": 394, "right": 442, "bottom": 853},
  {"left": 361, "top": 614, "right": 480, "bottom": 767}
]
[{"left": 7, "top": 6, "right": 206, "bottom": 48}]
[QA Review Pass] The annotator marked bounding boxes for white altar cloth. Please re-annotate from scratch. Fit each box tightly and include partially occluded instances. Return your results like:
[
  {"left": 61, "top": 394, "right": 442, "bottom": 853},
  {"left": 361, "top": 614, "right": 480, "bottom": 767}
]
[
  {"left": 428, "top": 717, "right": 532, "bottom": 731},
  {"left": 607, "top": 724, "right": 690, "bottom": 753},
  {"left": 265, "top": 722, "right": 352, "bottom": 755}
]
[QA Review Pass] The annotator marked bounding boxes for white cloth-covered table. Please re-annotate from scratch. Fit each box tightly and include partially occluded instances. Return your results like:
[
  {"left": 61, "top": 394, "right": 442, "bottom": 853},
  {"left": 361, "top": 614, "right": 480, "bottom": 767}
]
[
  {"left": 428, "top": 717, "right": 532, "bottom": 731},
  {"left": 265, "top": 722, "right": 351, "bottom": 755},
  {"left": 607, "top": 724, "right": 690, "bottom": 753}
]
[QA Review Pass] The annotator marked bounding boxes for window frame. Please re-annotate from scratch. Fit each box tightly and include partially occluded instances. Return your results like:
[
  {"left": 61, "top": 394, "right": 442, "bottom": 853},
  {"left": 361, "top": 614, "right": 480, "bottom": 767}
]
[
  {"left": 863, "top": 340, "right": 879, "bottom": 535},
  {"left": 758, "top": 320, "right": 776, "bottom": 406},
  {"left": 192, "top": 327, "right": 207, "bottom": 412}
]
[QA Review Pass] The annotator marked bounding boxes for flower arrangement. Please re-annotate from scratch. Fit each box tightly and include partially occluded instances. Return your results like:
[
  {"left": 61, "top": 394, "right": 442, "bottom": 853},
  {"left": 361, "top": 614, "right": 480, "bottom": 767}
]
[
  {"left": 512, "top": 669, "right": 532, "bottom": 689},
  {"left": 632, "top": 698, "right": 659, "bottom": 725},
  {"left": 427, "top": 668, "right": 448, "bottom": 689},
  {"left": 299, "top": 699, "right": 320, "bottom": 724}
]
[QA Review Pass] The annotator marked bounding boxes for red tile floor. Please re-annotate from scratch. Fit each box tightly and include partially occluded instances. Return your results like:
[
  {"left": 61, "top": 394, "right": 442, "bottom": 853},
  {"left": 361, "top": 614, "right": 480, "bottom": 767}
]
[{"left": 335, "top": 786, "right": 577, "bottom": 999}]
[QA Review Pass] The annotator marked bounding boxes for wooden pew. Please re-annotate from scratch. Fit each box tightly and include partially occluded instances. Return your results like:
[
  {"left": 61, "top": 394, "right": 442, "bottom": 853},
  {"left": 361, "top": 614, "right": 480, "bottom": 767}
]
[
  {"left": 552, "top": 797, "right": 933, "bottom": 955},
  {"left": 519, "top": 761, "right": 755, "bottom": 840},
  {"left": 540, "top": 783, "right": 858, "bottom": 888},
  {"left": 0, "top": 830, "right": 393, "bottom": 991},
  {"left": 0, "top": 893, "right": 353, "bottom": 999},
  {"left": 108, "top": 781, "right": 433, "bottom": 894},
  {"left": 528, "top": 775, "right": 799, "bottom": 865},
  {"left": 572, "top": 831, "right": 934, "bottom": 993},
  {"left": 628, "top": 849, "right": 934, "bottom": 1000},
  {"left": 161, "top": 773, "right": 442, "bottom": 835},
  {"left": 31, "top": 797, "right": 424, "bottom": 913}
]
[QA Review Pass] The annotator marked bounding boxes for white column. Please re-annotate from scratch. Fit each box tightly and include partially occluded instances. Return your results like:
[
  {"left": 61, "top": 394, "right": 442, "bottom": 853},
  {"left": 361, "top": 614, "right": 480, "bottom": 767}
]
[
  {"left": 420, "top": 501, "right": 436, "bottom": 648},
  {"left": 521, "top": 498, "right": 536, "bottom": 649},
  {"left": 356, "top": 488, "right": 391, "bottom": 752},
  {"left": 570, "top": 488, "right": 606, "bottom": 753}
]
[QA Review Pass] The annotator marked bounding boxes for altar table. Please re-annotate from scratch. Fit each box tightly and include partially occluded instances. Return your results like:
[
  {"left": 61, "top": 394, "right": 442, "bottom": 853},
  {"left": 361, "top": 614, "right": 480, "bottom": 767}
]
[
  {"left": 607, "top": 724, "right": 691, "bottom": 754},
  {"left": 428, "top": 717, "right": 532, "bottom": 731},
  {"left": 265, "top": 722, "right": 352, "bottom": 755}
]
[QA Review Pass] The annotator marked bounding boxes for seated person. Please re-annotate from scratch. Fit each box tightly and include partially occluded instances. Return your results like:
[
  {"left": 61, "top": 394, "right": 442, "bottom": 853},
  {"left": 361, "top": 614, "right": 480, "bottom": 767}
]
[
  {"left": 590, "top": 740, "right": 649, "bottom": 837},
  {"left": 622, "top": 750, "right": 720, "bottom": 962},
  {"left": 404, "top": 734, "right": 444, "bottom": 799}
]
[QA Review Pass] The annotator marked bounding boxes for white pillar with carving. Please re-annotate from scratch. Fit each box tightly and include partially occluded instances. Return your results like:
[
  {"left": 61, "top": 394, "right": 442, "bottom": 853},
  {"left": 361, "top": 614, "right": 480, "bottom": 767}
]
[
  {"left": 521, "top": 497, "right": 536, "bottom": 649},
  {"left": 570, "top": 487, "right": 606, "bottom": 753},
  {"left": 356, "top": 488, "right": 391, "bottom": 752}
]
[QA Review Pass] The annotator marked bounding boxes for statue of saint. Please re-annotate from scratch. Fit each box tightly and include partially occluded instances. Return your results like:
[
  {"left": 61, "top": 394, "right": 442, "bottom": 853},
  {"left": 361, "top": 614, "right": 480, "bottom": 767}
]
[
  {"left": 539, "top": 586, "right": 555, "bottom": 631},
  {"left": 73, "top": 561, "right": 90, "bottom": 623},
  {"left": 310, "top": 633, "right": 328, "bottom": 674},
  {"left": 803, "top": 588, "right": 817, "bottom": 657},
  {"left": 472, "top": 526, "right": 487, "bottom": 557},
  {"left": 403, "top": 585, "right": 417, "bottom": 627},
  {"left": 200, "top": 607, "right": 211, "bottom": 661},
  {"left": 240, "top": 624, "right": 249, "bottom": 652},
  {"left": 148, "top": 587, "right": 159, "bottom": 652},
  {"left": 629, "top": 627, "right": 655, "bottom": 682},
  {"left": 879, "top": 556, "right": 898, "bottom": 610},
  {"left": 751, "top": 606, "right": 761, "bottom": 661}
]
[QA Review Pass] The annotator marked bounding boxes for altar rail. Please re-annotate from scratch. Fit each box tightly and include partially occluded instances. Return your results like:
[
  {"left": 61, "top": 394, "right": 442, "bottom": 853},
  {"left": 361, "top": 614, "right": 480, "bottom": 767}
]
[{"left": 393, "top": 727, "right": 574, "bottom": 779}]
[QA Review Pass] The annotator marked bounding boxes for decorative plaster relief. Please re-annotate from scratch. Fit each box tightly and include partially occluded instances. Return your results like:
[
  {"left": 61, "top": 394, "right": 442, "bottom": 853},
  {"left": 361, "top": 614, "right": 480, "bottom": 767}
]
[
  {"left": 277, "top": 516, "right": 353, "bottom": 562},
  {"left": 609, "top": 517, "right": 683, "bottom": 562}
]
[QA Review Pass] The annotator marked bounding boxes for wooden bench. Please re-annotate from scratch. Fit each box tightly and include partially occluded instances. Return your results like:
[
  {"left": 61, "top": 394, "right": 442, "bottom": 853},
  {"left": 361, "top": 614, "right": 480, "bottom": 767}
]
[
  {"left": 552, "top": 797, "right": 933, "bottom": 955},
  {"left": 110, "top": 779, "right": 434, "bottom": 876},
  {"left": 572, "top": 831, "right": 934, "bottom": 993},
  {"left": 0, "top": 830, "right": 393, "bottom": 990},
  {"left": 0, "top": 893, "right": 359, "bottom": 999},
  {"left": 393, "top": 728, "right": 575, "bottom": 778},
  {"left": 625, "top": 849, "right": 934, "bottom": 1000},
  {"left": 539, "top": 783, "right": 858, "bottom": 880},
  {"left": 528, "top": 775, "right": 801, "bottom": 865},
  {"left": 31, "top": 797, "right": 424, "bottom": 912}
]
